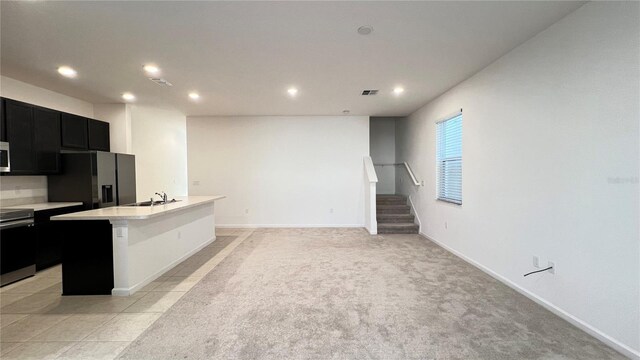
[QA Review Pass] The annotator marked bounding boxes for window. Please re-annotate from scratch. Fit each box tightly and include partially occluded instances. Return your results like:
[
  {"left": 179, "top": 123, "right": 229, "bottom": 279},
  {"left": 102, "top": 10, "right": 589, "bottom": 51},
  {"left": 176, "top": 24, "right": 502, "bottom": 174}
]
[{"left": 436, "top": 113, "right": 462, "bottom": 204}]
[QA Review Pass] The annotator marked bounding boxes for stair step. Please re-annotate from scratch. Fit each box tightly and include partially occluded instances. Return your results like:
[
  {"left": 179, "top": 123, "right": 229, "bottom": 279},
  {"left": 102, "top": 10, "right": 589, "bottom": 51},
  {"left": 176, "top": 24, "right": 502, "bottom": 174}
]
[
  {"left": 377, "top": 214, "right": 415, "bottom": 223},
  {"left": 376, "top": 199, "right": 407, "bottom": 205},
  {"left": 377, "top": 205, "right": 410, "bottom": 214},
  {"left": 378, "top": 223, "right": 419, "bottom": 234},
  {"left": 377, "top": 194, "right": 406, "bottom": 201}
]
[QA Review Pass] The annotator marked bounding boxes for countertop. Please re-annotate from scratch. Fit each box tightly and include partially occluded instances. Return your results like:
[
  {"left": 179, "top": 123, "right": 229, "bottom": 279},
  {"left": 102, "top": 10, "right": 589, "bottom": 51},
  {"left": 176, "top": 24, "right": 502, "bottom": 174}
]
[
  {"left": 51, "top": 196, "right": 225, "bottom": 221},
  {"left": 3, "top": 202, "right": 84, "bottom": 212}
]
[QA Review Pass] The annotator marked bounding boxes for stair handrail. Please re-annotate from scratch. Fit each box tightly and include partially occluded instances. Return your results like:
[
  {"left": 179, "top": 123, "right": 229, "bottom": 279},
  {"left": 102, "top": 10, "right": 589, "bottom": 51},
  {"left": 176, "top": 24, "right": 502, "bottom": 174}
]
[
  {"left": 364, "top": 157, "right": 378, "bottom": 183},
  {"left": 373, "top": 162, "right": 421, "bottom": 186}
]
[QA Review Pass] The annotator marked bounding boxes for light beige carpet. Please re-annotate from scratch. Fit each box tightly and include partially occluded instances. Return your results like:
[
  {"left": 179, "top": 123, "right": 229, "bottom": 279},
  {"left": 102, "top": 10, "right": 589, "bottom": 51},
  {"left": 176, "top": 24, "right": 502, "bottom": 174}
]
[{"left": 118, "top": 228, "right": 625, "bottom": 360}]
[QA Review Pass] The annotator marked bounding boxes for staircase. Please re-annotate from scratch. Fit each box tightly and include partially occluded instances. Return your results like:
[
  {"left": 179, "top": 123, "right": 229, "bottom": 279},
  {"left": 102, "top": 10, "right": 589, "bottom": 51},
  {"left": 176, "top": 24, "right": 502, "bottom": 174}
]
[{"left": 376, "top": 195, "right": 419, "bottom": 234}]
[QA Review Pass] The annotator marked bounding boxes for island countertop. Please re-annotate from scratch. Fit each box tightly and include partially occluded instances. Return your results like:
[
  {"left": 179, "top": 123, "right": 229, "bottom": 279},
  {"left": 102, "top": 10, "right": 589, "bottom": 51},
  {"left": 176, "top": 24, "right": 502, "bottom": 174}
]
[
  {"left": 3, "top": 202, "right": 84, "bottom": 212},
  {"left": 51, "top": 196, "right": 225, "bottom": 221}
]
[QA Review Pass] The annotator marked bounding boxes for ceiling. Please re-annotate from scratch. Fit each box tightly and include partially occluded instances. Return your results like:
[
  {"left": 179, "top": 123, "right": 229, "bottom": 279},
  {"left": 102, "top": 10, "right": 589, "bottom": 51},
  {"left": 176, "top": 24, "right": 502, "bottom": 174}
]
[{"left": 0, "top": 1, "right": 584, "bottom": 117}]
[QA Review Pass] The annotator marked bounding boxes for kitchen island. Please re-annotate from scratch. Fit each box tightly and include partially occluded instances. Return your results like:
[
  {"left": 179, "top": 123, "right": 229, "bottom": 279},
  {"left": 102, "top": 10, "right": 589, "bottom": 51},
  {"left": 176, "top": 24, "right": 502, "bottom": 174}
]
[{"left": 52, "top": 195, "right": 225, "bottom": 296}]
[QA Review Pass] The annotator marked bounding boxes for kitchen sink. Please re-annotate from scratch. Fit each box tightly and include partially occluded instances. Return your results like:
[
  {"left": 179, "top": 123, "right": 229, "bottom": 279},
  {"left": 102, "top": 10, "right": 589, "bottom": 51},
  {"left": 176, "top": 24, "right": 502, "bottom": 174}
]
[{"left": 125, "top": 199, "right": 182, "bottom": 207}]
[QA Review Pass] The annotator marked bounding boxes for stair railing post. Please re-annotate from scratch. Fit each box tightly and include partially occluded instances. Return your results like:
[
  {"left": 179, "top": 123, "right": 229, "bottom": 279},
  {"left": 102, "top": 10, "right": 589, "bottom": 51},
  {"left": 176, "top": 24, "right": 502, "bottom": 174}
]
[{"left": 364, "top": 157, "right": 378, "bottom": 235}]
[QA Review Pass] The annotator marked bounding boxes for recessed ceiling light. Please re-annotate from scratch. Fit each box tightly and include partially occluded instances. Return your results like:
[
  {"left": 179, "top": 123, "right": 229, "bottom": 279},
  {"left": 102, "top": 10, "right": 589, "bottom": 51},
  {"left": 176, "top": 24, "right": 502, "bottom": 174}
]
[
  {"left": 143, "top": 64, "right": 160, "bottom": 75},
  {"left": 393, "top": 87, "right": 405, "bottom": 95},
  {"left": 122, "top": 92, "right": 135, "bottom": 101},
  {"left": 188, "top": 92, "right": 200, "bottom": 100},
  {"left": 57, "top": 66, "right": 77, "bottom": 78},
  {"left": 357, "top": 26, "right": 373, "bottom": 35},
  {"left": 287, "top": 88, "right": 298, "bottom": 97}
]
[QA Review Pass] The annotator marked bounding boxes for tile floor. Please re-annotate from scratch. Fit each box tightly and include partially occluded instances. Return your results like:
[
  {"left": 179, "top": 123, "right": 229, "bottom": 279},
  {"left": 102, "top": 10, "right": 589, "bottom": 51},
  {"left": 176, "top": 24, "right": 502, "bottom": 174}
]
[{"left": 0, "top": 228, "right": 253, "bottom": 360}]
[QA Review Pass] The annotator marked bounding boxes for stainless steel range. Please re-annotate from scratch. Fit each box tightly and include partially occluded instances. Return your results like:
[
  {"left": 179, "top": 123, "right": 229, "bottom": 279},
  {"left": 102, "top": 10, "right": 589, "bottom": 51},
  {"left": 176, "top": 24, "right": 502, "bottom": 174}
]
[{"left": 0, "top": 208, "right": 36, "bottom": 286}]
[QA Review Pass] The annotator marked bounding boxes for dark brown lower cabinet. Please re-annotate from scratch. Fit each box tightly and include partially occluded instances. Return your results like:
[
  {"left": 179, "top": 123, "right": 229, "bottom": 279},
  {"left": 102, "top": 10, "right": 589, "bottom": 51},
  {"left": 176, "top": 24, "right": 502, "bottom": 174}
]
[
  {"left": 35, "top": 206, "right": 84, "bottom": 271},
  {"left": 57, "top": 220, "right": 114, "bottom": 295}
]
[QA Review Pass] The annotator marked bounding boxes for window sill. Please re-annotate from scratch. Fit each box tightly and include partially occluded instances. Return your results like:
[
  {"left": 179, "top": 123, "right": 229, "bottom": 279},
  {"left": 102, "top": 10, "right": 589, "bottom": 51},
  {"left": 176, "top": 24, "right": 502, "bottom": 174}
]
[{"left": 437, "top": 198, "right": 462, "bottom": 206}]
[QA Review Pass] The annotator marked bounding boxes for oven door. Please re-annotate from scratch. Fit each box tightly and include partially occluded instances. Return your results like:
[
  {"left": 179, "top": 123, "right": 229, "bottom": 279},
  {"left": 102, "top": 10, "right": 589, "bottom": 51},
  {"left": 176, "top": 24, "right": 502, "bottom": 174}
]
[
  {"left": 0, "top": 219, "right": 36, "bottom": 286},
  {"left": 0, "top": 142, "right": 10, "bottom": 173}
]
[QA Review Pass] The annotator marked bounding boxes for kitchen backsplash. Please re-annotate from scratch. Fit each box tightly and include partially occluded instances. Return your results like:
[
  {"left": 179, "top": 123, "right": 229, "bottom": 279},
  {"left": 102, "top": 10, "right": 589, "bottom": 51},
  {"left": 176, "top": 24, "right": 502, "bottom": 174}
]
[{"left": 0, "top": 176, "right": 48, "bottom": 207}]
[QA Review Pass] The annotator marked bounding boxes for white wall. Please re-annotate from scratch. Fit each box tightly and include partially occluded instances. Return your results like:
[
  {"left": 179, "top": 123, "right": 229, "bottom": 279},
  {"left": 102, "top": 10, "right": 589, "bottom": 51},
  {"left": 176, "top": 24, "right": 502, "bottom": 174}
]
[
  {"left": 131, "top": 105, "right": 188, "bottom": 200},
  {"left": 395, "top": 2, "right": 639, "bottom": 357},
  {"left": 0, "top": 76, "right": 190, "bottom": 205},
  {"left": 0, "top": 76, "right": 95, "bottom": 206},
  {"left": 94, "top": 103, "right": 132, "bottom": 154},
  {"left": 0, "top": 76, "right": 93, "bottom": 118},
  {"left": 187, "top": 116, "right": 369, "bottom": 227},
  {"left": 370, "top": 117, "right": 397, "bottom": 194}
]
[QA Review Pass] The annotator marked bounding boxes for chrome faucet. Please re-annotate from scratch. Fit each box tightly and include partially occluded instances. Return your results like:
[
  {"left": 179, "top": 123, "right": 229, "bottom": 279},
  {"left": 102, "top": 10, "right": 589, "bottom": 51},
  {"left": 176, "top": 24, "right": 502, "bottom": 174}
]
[{"left": 155, "top": 192, "right": 167, "bottom": 203}]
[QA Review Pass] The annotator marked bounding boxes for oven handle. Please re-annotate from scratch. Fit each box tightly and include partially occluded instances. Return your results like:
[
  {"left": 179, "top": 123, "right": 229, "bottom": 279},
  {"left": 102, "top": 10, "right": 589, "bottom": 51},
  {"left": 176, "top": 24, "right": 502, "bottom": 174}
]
[{"left": 0, "top": 219, "right": 34, "bottom": 230}]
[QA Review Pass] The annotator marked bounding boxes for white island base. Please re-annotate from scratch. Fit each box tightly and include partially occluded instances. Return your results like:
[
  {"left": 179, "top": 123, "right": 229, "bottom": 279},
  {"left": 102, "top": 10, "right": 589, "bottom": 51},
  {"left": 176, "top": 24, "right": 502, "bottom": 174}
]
[
  {"left": 111, "top": 203, "right": 217, "bottom": 296},
  {"left": 52, "top": 196, "right": 225, "bottom": 296}
]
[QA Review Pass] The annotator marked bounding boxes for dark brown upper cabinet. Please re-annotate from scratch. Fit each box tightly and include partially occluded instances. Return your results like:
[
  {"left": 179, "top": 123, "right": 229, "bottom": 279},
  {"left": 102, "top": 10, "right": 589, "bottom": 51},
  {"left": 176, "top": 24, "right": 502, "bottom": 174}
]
[
  {"left": 61, "top": 113, "right": 88, "bottom": 150},
  {"left": 0, "top": 97, "right": 110, "bottom": 175},
  {"left": 33, "top": 107, "right": 61, "bottom": 174},
  {"left": 1, "top": 98, "right": 6, "bottom": 142},
  {"left": 88, "top": 119, "right": 110, "bottom": 151},
  {"left": 5, "top": 99, "right": 35, "bottom": 174},
  {"left": 4, "top": 100, "right": 63, "bottom": 175}
]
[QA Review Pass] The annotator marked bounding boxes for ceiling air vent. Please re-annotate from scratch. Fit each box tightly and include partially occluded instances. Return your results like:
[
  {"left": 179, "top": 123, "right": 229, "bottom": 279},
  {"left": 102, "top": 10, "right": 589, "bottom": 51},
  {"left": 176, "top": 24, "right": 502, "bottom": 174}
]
[
  {"left": 361, "top": 89, "right": 378, "bottom": 96},
  {"left": 149, "top": 78, "right": 173, "bottom": 87}
]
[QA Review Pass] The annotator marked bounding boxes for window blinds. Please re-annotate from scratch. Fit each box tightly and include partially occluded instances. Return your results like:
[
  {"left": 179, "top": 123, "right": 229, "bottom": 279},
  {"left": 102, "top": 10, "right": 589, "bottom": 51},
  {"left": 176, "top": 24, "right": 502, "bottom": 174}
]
[{"left": 436, "top": 113, "right": 462, "bottom": 204}]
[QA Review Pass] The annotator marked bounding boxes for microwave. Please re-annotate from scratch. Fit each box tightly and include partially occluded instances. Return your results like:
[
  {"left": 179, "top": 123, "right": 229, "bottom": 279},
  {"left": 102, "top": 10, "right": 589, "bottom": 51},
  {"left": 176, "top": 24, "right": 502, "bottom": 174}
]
[{"left": 0, "top": 142, "right": 10, "bottom": 172}]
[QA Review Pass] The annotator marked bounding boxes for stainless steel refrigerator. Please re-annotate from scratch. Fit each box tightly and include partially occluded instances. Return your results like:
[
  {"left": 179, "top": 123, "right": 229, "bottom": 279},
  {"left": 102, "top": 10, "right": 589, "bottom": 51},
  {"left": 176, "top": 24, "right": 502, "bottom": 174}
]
[{"left": 48, "top": 152, "right": 136, "bottom": 210}]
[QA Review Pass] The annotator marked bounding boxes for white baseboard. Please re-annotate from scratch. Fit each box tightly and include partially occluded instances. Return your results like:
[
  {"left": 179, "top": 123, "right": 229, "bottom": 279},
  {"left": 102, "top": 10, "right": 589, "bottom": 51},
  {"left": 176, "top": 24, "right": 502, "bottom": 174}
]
[
  {"left": 420, "top": 231, "right": 639, "bottom": 360},
  {"left": 407, "top": 195, "right": 422, "bottom": 230},
  {"left": 216, "top": 224, "right": 365, "bottom": 229},
  {"left": 112, "top": 236, "right": 216, "bottom": 297}
]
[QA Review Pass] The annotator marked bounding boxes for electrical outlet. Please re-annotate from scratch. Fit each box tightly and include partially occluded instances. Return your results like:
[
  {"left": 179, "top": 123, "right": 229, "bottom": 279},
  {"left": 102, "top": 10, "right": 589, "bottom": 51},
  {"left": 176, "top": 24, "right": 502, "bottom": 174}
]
[
  {"left": 192, "top": 180, "right": 200, "bottom": 186},
  {"left": 177, "top": 231, "right": 181, "bottom": 239},
  {"left": 533, "top": 256, "right": 540, "bottom": 268},
  {"left": 548, "top": 261, "right": 555, "bottom": 274},
  {"left": 330, "top": 208, "right": 334, "bottom": 214},
  {"left": 444, "top": 221, "right": 448, "bottom": 229},
  {"left": 245, "top": 209, "right": 249, "bottom": 214}
]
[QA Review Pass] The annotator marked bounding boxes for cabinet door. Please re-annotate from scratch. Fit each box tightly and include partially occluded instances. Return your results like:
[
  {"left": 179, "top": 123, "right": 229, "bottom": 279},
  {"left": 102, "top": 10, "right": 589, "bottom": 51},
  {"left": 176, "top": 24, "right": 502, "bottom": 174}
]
[
  {"left": 0, "top": 98, "right": 6, "bottom": 142},
  {"left": 35, "top": 222, "right": 61, "bottom": 271},
  {"left": 33, "top": 107, "right": 61, "bottom": 174},
  {"left": 61, "top": 113, "right": 88, "bottom": 150},
  {"left": 88, "top": 119, "right": 110, "bottom": 151},
  {"left": 34, "top": 205, "right": 84, "bottom": 271},
  {"left": 61, "top": 220, "right": 114, "bottom": 295},
  {"left": 5, "top": 100, "right": 35, "bottom": 174}
]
